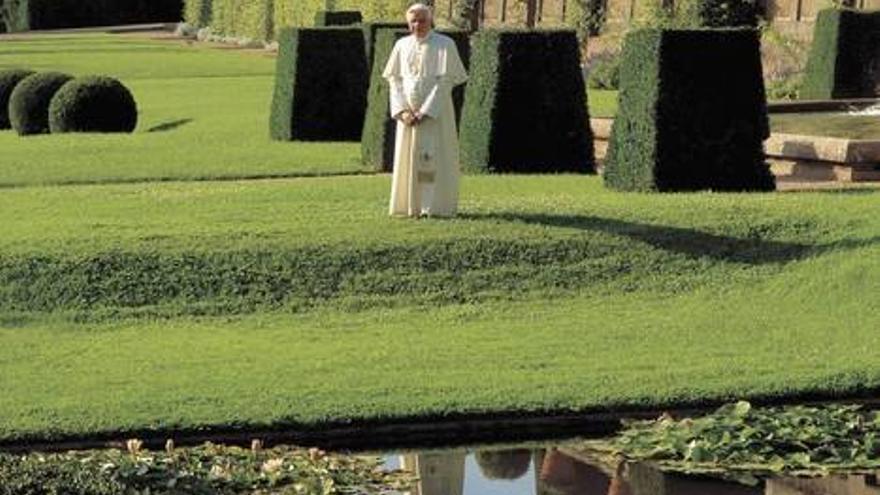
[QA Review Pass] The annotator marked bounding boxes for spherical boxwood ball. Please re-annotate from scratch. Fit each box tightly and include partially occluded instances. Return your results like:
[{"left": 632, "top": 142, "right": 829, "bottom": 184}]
[
  {"left": 0, "top": 69, "right": 35, "bottom": 129},
  {"left": 9, "top": 72, "right": 74, "bottom": 136},
  {"left": 49, "top": 76, "right": 138, "bottom": 134}
]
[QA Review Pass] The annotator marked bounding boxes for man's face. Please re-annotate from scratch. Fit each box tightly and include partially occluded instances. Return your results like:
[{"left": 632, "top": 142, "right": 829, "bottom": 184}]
[{"left": 407, "top": 10, "right": 431, "bottom": 38}]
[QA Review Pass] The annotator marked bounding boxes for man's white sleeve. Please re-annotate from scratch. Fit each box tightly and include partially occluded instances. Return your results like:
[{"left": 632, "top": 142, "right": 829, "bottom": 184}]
[
  {"left": 418, "top": 41, "right": 468, "bottom": 119},
  {"left": 383, "top": 42, "right": 409, "bottom": 118}
]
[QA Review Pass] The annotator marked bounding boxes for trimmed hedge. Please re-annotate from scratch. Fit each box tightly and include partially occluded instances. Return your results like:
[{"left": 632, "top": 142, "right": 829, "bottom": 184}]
[
  {"left": 361, "top": 29, "right": 471, "bottom": 172},
  {"left": 274, "top": 0, "right": 409, "bottom": 35},
  {"left": 8, "top": 71, "right": 73, "bottom": 136},
  {"left": 0, "top": 69, "right": 34, "bottom": 129},
  {"left": 3, "top": 0, "right": 182, "bottom": 32},
  {"left": 801, "top": 8, "right": 880, "bottom": 100},
  {"left": 49, "top": 76, "right": 138, "bottom": 134},
  {"left": 603, "top": 28, "right": 774, "bottom": 192},
  {"left": 459, "top": 29, "right": 594, "bottom": 174},
  {"left": 314, "top": 10, "right": 362, "bottom": 26},
  {"left": 362, "top": 22, "right": 408, "bottom": 71},
  {"left": 270, "top": 27, "right": 368, "bottom": 141},
  {"left": 211, "top": 0, "right": 273, "bottom": 41},
  {"left": 183, "top": 0, "right": 212, "bottom": 28}
]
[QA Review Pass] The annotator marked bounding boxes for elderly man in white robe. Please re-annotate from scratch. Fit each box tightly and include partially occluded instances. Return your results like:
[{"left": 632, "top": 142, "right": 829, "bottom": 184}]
[{"left": 383, "top": 3, "right": 468, "bottom": 218}]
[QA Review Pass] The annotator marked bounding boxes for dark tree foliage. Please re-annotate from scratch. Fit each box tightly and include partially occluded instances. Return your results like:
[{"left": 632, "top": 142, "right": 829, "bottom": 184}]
[
  {"left": 3, "top": 0, "right": 182, "bottom": 31},
  {"left": 801, "top": 8, "right": 880, "bottom": 99},
  {"left": 314, "top": 10, "right": 362, "bottom": 26},
  {"left": 8, "top": 71, "right": 73, "bottom": 136},
  {"left": 49, "top": 76, "right": 138, "bottom": 134},
  {"left": 361, "top": 28, "right": 471, "bottom": 172},
  {"left": 604, "top": 28, "right": 774, "bottom": 192},
  {"left": 459, "top": 29, "right": 594, "bottom": 174},
  {"left": 0, "top": 68, "right": 35, "bottom": 129},
  {"left": 270, "top": 27, "right": 368, "bottom": 142}
]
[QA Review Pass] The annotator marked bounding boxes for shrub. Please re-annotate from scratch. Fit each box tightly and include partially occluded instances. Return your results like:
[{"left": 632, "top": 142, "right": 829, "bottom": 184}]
[
  {"left": 3, "top": 0, "right": 182, "bottom": 32},
  {"left": 761, "top": 25, "right": 809, "bottom": 101},
  {"left": 603, "top": 28, "right": 774, "bottom": 192},
  {"left": 801, "top": 8, "right": 880, "bottom": 100},
  {"left": 632, "top": 0, "right": 760, "bottom": 28},
  {"left": 459, "top": 29, "right": 595, "bottom": 174},
  {"left": 48, "top": 76, "right": 138, "bottom": 134},
  {"left": 269, "top": 27, "right": 368, "bottom": 141},
  {"left": 586, "top": 54, "right": 620, "bottom": 90},
  {"left": 0, "top": 68, "right": 34, "bottom": 129},
  {"left": 361, "top": 29, "right": 471, "bottom": 172},
  {"left": 183, "top": 0, "right": 211, "bottom": 28},
  {"left": 8, "top": 72, "right": 73, "bottom": 136},
  {"left": 314, "top": 10, "right": 363, "bottom": 26}
]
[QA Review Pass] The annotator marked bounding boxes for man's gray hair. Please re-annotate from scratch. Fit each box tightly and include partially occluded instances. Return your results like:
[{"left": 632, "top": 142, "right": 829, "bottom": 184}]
[{"left": 406, "top": 3, "right": 433, "bottom": 19}]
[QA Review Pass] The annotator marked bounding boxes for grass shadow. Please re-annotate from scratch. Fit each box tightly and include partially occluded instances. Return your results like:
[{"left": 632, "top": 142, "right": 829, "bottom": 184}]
[
  {"left": 147, "top": 118, "right": 194, "bottom": 133},
  {"left": 463, "top": 212, "right": 812, "bottom": 265}
]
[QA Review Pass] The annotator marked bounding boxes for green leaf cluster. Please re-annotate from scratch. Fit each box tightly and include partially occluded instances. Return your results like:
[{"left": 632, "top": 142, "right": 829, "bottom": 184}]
[
  {"left": 459, "top": 29, "right": 595, "bottom": 174},
  {"left": 801, "top": 8, "right": 880, "bottom": 99},
  {"left": 0, "top": 443, "right": 412, "bottom": 495},
  {"left": 604, "top": 28, "right": 774, "bottom": 192},
  {"left": 610, "top": 402, "right": 880, "bottom": 479}
]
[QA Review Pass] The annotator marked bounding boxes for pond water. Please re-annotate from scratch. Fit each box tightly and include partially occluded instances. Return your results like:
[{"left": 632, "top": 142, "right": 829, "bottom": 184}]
[
  {"left": 382, "top": 445, "right": 880, "bottom": 495},
  {"left": 770, "top": 111, "right": 880, "bottom": 139}
]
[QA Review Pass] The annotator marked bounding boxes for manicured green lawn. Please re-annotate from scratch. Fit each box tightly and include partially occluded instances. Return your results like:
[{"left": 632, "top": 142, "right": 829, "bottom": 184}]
[
  {"left": 588, "top": 89, "right": 618, "bottom": 118},
  {"left": 0, "top": 34, "right": 362, "bottom": 186},
  {"left": 1, "top": 32, "right": 879, "bottom": 445},
  {"left": 1, "top": 175, "right": 878, "bottom": 443}
]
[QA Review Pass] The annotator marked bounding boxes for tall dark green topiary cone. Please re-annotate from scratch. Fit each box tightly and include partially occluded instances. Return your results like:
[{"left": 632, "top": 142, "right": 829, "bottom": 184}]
[
  {"left": 360, "top": 28, "right": 471, "bottom": 172},
  {"left": 459, "top": 29, "right": 594, "bottom": 174},
  {"left": 361, "top": 22, "right": 408, "bottom": 73},
  {"left": 604, "top": 28, "right": 775, "bottom": 192},
  {"left": 269, "top": 27, "right": 368, "bottom": 142},
  {"left": 801, "top": 8, "right": 880, "bottom": 100}
]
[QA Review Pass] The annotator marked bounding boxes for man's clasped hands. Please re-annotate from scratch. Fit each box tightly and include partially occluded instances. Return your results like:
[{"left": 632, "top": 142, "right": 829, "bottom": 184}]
[{"left": 398, "top": 109, "right": 426, "bottom": 126}]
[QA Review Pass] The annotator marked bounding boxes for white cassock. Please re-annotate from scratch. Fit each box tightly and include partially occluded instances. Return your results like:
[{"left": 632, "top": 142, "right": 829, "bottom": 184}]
[{"left": 383, "top": 31, "right": 468, "bottom": 217}]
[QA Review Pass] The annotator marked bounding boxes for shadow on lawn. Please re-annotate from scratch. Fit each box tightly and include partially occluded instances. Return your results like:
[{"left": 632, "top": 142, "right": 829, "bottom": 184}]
[
  {"left": 464, "top": 212, "right": 813, "bottom": 265},
  {"left": 147, "top": 118, "right": 194, "bottom": 133}
]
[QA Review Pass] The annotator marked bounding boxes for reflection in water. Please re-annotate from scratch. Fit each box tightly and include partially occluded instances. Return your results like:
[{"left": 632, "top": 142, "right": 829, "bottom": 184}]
[
  {"left": 400, "top": 452, "right": 466, "bottom": 495},
  {"left": 476, "top": 449, "right": 532, "bottom": 480},
  {"left": 391, "top": 447, "right": 880, "bottom": 495}
]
